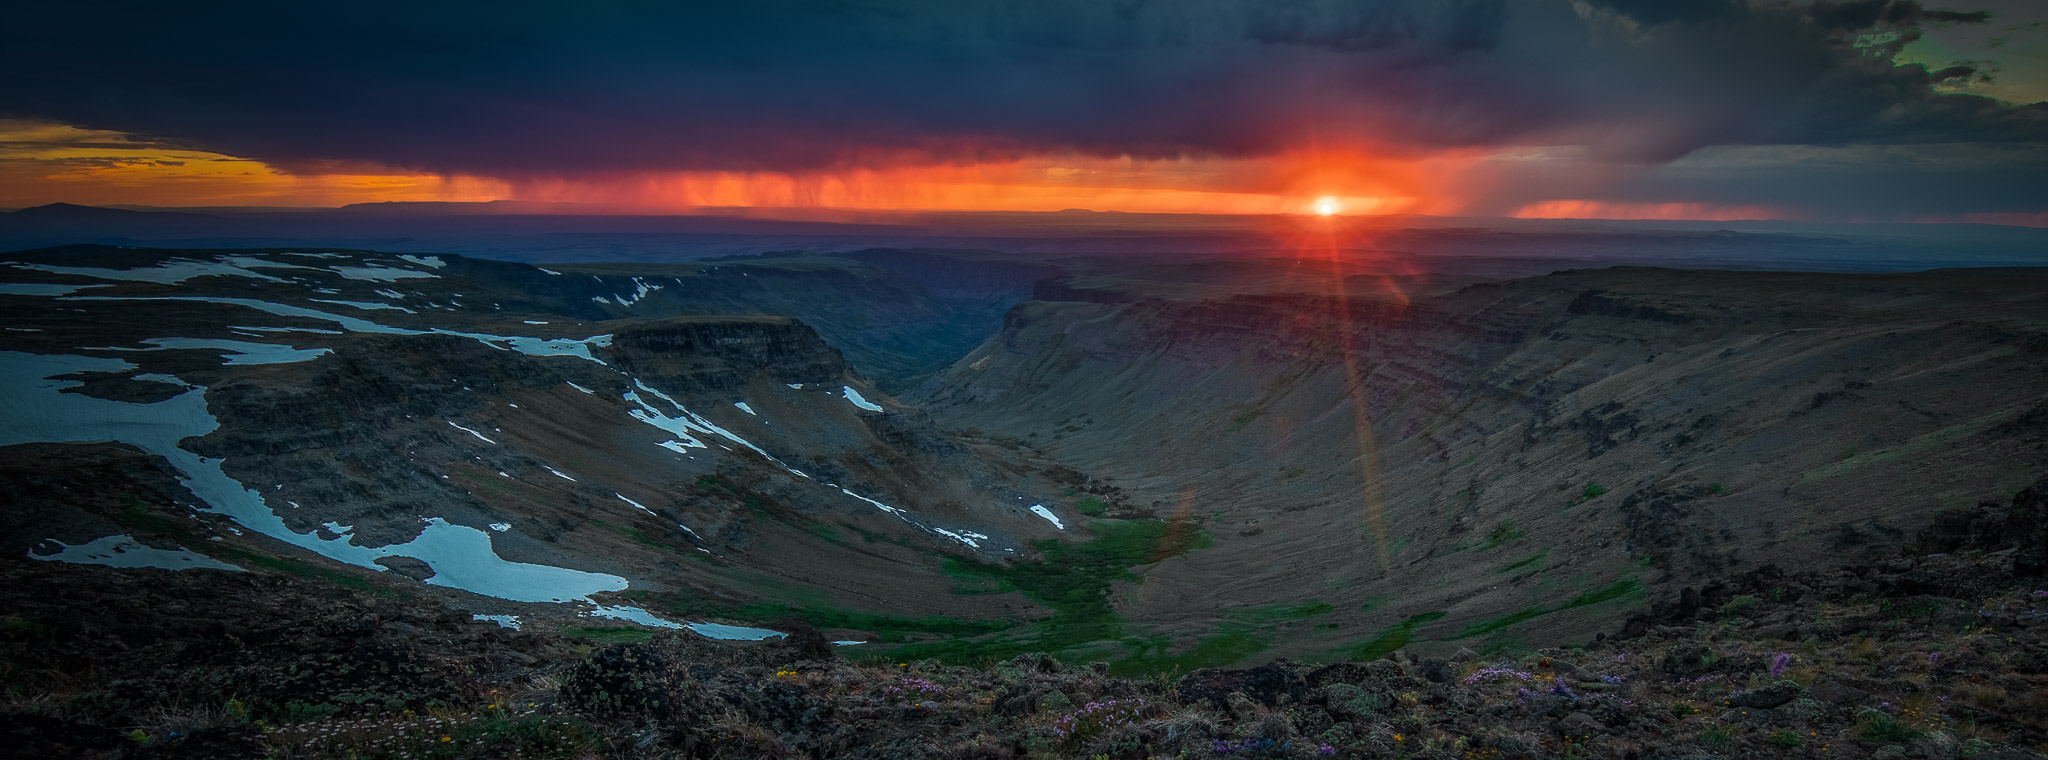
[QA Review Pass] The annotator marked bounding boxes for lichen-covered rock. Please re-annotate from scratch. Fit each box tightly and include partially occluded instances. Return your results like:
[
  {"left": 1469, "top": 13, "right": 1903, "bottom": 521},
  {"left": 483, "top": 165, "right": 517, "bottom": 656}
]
[{"left": 560, "top": 643, "right": 682, "bottom": 717}]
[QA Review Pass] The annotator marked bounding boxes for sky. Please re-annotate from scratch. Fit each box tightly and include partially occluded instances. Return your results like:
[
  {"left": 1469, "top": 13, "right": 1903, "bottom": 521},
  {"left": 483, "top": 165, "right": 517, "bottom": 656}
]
[{"left": 1, "top": 0, "right": 2045, "bottom": 223}]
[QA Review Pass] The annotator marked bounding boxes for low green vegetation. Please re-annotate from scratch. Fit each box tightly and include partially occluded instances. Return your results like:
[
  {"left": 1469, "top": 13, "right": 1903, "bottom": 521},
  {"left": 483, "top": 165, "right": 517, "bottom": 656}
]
[
  {"left": 1111, "top": 626, "right": 1268, "bottom": 676},
  {"left": 1455, "top": 608, "right": 1548, "bottom": 639},
  {"left": 112, "top": 496, "right": 405, "bottom": 599},
  {"left": 692, "top": 474, "right": 738, "bottom": 495},
  {"left": 1856, "top": 708, "right": 1927, "bottom": 743},
  {"left": 867, "top": 517, "right": 1213, "bottom": 670},
  {"left": 1564, "top": 577, "right": 1643, "bottom": 609},
  {"left": 1804, "top": 410, "right": 2008, "bottom": 483},
  {"left": 1498, "top": 547, "right": 1551, "bottom": 575},
  {"left": 1226, "top": 600, "right": 1334, "bottom": 623},
  {"left": 213, "top": 546, "right": 408, "bottom": 599},
  {"left": 1348, "top": 611, "right": 1447, "bottom": 660},
  {"left": 1449, "top": 577, "right": 1644, "bottom": 640},
  {"left": 642, "top": 587, "right": 1012, "bottom": 639},
  {"left": 1478, "top": 521, "right": 1523, "bottom": 550},
  {"left": 802, "top": 522, "right": 844, "bottom": 544},
  {"left": 590, "top": 518, "right": 700, "bottom": 559},
  {"left": 1076, "top": 497, "right": 1108, "bottom": 517}
]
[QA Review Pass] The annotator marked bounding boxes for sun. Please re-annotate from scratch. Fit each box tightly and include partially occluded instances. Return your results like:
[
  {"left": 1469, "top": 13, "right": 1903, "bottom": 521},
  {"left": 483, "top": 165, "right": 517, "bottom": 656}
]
[{"left": 1314, "top": 198, "right": 1338, "bottom": 216}]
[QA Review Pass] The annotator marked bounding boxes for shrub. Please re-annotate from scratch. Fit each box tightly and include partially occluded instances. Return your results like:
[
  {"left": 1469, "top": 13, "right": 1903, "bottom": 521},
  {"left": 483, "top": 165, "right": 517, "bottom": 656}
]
[
  {"left": 1479, "top": 522, "right": 1523, "bottom": 550},
  {"left": 1958, "top": 683, "right": 2007, "bottom": 707},
  {"left": 1856, "top": 708, "right": 1926, "bottom": 743},
  {"left": 1719, "top": 595, "right": 1759, "bottom": 617}
]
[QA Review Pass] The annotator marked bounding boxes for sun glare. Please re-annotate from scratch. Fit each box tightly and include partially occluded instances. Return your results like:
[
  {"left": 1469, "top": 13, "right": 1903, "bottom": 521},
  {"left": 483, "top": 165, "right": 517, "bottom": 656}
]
[{"left": 1314, "top": 198, "right": 1337, "bottom": 216}]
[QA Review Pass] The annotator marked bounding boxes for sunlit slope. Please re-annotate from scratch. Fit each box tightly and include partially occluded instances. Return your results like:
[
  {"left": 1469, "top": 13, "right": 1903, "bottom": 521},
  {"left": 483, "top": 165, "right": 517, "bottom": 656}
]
[{"left": 922, "top": 266, "right": 2048, "bottom": 659}]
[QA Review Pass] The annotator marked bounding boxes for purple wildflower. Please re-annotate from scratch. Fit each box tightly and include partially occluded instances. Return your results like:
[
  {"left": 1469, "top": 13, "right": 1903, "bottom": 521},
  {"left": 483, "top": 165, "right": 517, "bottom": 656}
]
[{"left": 1768, "top": 652, "right": 1791, "bottom": 679}]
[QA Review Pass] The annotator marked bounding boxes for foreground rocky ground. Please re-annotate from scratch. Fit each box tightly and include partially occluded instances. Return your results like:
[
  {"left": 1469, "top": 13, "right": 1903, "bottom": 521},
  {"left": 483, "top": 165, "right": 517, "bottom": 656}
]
[{"left": 4, "top": 485, "right": 2046, "bottom": 760}]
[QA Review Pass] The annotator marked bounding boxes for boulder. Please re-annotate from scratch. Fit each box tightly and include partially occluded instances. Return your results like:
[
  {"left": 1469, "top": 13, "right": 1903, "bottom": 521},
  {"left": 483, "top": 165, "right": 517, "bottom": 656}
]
[{"left": 1176, "top": 664, "right": 1308, "bottom": 710}]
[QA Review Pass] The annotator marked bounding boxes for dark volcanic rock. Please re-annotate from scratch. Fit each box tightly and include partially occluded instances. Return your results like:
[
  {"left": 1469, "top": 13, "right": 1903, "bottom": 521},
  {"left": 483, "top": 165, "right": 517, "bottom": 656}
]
[
  {"left": 0, "top": 712, "right": 124, "bottom": 757},
  {"left": 1177, "top": 663, "right": 1308, "bottom": 710},
  {"left": 1811, "top": 680, "right": 1873, "bottom": 705},
  {"left": 373, "top": 556, "right": 436, "bottom": 580},
  {"left": 1727, "top": 683, "right": 1798, "bottom": 709}
]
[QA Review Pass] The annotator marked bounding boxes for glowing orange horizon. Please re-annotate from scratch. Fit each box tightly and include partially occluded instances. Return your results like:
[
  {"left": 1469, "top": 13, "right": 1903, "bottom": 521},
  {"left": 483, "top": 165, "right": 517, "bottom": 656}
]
[{"left": 0, "top": 119, "right": 1868, "bottom": 225}]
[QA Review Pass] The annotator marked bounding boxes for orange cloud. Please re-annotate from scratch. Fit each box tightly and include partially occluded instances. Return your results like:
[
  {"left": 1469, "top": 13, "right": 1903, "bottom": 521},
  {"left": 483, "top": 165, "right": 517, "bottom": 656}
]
[
  {"left": 499, "top": 146, "right": 1487, "bottom": 218},
  {"left": 0, "top": 121, "right": 506, "bottom": 208},
  {"left": 1509, "top": 199, "right": 1791, "bottom": 222}
]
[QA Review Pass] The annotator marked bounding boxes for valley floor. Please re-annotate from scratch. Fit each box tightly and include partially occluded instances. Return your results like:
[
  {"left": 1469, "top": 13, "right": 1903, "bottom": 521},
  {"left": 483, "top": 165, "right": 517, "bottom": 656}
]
[{"left": 5, "top": 497, "right": 2045, "bottom": 760}]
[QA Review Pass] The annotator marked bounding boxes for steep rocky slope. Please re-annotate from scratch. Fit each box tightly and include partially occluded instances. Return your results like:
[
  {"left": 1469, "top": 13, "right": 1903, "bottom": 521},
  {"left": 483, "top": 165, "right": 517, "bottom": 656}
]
[
  {"left": 0, "top": 246, "right": 1083, "bottom": 646},
  {"left": 920, "top": 266, "right": 2048, "bottom": 661}
]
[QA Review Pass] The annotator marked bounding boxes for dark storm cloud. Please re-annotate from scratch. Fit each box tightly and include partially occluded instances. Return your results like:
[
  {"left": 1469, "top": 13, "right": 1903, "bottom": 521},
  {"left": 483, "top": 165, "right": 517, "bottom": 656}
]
[
  {"left": 1241, "top": 0, "right": 1508, "bottom": 51},
  {"left": 0, "top": 0, "right": 2040, "bottom": 176}
]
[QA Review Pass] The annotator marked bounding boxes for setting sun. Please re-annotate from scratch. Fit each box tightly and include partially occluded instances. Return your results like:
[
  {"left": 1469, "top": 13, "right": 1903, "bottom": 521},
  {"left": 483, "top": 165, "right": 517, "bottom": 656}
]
[{"left": 1314, "top": 198, "right": 1337, "bottom": 216}]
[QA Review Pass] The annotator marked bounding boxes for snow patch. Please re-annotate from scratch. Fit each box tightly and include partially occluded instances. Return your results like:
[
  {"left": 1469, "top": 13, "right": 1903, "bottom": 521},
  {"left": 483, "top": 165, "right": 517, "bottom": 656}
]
[
  {"left": 28, "top": 534, "right": 243, "bottom": 572},
  {"left": 230, "top": 325, "right": 343, "bottom": 335},
  {"left": 448, "top": 421, "right": 497, "bottom": 444},
  {"left": 734, "top": 401, "right": 755, "bottom": 414},
  {"left": 839, "top": 487, "right": 901, "bottom": 515},
  {"left": 0, "top": 282, "right": 105, "bottom": 296},
  {"left": 11, "top": 258, "right": 292, "bottom": 284},
  {"left": 1029, "top": 505, "right": 1065, "bottom": 530},
  {"left": 67, "top": 296, "right": 615, "bottom": 365},
  {"left": 587, "top": 605, "right": 683, "bottom": 629},
  {"left": 489, "top": 523, "right": 511, "bottom": 532},
  {"left": 842, "top": 385, "right": 884, "bottom": 412},
  {"left": 626, "top": 380, "right": 780, "bottom": 462},
  {"left": 617, "top": 494, "right": 656, "bottom": 515},
  {"left": 397, "top": 254, "right": 447, "bottom": 269},
  {"left": 472, "top": 614, "right": 520, "bottom": 629},
  {"left": 609, "top": 278, "right": 665, "bottom": 307},
  {"left": 688, "top": 621, "right": 787, "bottom": 641},
  {"left": 933, "top": 528, "right": 981, "bottom": 548},
  {"left": 309, "top": 298, "right": 415, "bottom": 313},
  {"left": 116, "top": 338, "right": 331, "bottom": 365}
]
